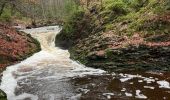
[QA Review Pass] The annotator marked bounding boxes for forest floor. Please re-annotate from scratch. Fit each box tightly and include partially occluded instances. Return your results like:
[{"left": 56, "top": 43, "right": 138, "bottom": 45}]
[{"left": 0, "top": 23, "right": 41, "bottom": 72}]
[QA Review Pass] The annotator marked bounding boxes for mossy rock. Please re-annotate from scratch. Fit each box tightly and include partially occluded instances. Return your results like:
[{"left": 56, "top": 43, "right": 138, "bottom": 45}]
[
  {"left": 146, "top": 34, "right": 170, "bottom": 42},
  {"left": 0, "top": 89, "right": 7, "bottom": 100}
]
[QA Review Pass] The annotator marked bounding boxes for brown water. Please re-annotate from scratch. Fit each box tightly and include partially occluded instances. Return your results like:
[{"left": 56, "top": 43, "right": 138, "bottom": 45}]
[
  {"left": 0, "top": 26, "right": 105, "bottom": 100},
  {"left": 0, "top": 26, "right": 170, "bottom": 100},
  {"left": 71, "top": 71, "right": 170, "bottom": 100}
]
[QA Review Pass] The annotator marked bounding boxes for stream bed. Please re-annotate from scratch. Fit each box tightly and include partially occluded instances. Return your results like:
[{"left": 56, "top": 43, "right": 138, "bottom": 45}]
[{"left": 0, "top": 26, "right": 170, "bottom": 100}]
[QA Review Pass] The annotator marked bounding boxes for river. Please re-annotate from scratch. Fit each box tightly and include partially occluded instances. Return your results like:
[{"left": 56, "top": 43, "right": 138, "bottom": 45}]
[
  {"left": 0, "top": 26, "right": 105, "bottom": 100},
  {"left": 0, "top": 26, "right": 170, "bottom": 100}
]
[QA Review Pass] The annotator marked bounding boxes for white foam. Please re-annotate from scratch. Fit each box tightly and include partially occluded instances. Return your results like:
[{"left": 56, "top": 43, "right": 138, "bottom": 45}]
[
  {"left": 21, "top": 26, "right": 62, "bottom": 34},
  {"left": 72, "top": 66, "right": 106, "bottom": 77},
  {"left": 103, "top": 93, "right": 114, "bottom": 99},
  {"left": 15, "top": 93, "right": 38, "bottom": 100},
  {"left": 0, "top": 26, "right": 106, "bottom": 100},
  {"left": 130, "top": 82, "right": 133, "bottom": 84},
  {"left": 144, "top": 86, "right": 155, "bottom": 89},
  {"left": 70, "top": 94, "right": 81, "bottom": 100},
  {"left": 121, "top": 88, "right": 126, "bottom": 92},
  {"left": 0, "top": 65, "right": 17, "bottom": 99},
  {"left": 77, "top": 88, "right": 90, "bottom": 94},
  {"left": 143, "top": 78, "right": 155, "bottom": 84},
  {"left": 119, "top": 74, "right": 142, "bottom": 82},
  {"left": 120, "top": 77, "right": 132, "bottom": 82},
  {"left": 157, "top": 80, "right": 170, "bottom": 89},
  {"left": 125, "top": 92, "right": 133, "bottom": 97},
  {"left": 135, "top": 90, "right": 147, "bottom": 99},
  {"left": 0, "top": 51, "right": 44, "bottom": 100},
  {"left": 138, "top": 80, "right": 143, "bottom": 83}
]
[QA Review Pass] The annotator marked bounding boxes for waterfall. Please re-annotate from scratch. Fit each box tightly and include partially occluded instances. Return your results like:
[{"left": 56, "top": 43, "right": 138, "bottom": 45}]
[{"left": 0, "top": 26, "right": 105, "bottom": 100}]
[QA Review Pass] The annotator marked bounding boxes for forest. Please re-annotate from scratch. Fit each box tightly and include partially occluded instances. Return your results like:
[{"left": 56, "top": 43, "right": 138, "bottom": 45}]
[
  {"left": 0, "top": 0, "right": 82, "bottom": 25},
  {"left": 0, "top": 0, "right": 170, "bottom": 100}
]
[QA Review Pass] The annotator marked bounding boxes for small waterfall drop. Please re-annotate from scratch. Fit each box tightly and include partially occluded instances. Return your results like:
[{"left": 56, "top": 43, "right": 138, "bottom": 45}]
[{"left": 0, "top": 26, "right": 105, "bottom": 100}]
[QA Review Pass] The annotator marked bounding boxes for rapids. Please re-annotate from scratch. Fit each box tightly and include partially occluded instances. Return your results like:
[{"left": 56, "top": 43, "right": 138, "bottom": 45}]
[
  {"left": 0, "top": 26, "right": 105, "bottom": 100},
  {"left": 1, "top": 26, "right": 170, "bottom": 100}
]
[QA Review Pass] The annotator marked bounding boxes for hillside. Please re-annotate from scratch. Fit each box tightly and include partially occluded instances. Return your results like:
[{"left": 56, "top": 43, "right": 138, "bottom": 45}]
[
  {"left": 56, "top": 0, "right": 170, "bottom": 71},
  {"left": 0, "top": 24, "right": 41, "bottom": 99},
  {"left": 0, "top": 24, "right": 41, "bottom": 71},
  {"left": 0, "top": 0, "right": 170, "bottom": 99}
]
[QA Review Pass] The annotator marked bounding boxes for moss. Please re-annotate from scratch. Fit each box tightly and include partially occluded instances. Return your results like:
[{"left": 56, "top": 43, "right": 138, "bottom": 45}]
[
  {"left": 145, "top": 34, "right": 170, "bottom": 42},
  {"left": 105, "top": 49, "right": 114, "bottom": 58},
  {"left": 57, "top": 0, "right": 170, "bottom": 71},
  {"left": 128, "top": 0, "right": 149, "bottom": 11},
  {"left": 69, "top": 47, "right": 88, "bottom": 65},
  {"left": 165, "top": 1, "right": 170, "bottom": 10},
  {"left": 106, "top": 1, "right": 129, "bottom": 15},
  {"left": 55, "top": 9, "right": 100, "bottom": 48},
  {"left": 57, "top": 0, "right": 170, "bottom": 43},
  {"left": 104, "top": 24, "right": 113, "bottom": 31},
  {"left": 0, "top": 5, "right": 12, "bottom": 22}
]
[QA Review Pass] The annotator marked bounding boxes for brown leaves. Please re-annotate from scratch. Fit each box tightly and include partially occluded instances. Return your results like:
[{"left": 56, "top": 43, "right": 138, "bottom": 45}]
[{"left": 0, "top": 24, "right": 36, "bottom": 68}]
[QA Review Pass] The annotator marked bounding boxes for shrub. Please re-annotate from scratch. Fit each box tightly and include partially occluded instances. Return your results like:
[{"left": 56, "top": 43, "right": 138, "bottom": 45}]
[
  {"left": 105, "top": 0, "right": 129, "bottom": 15},
  {"left": 62, "top": 10, "right": 85, "bottom": 37},
  {"left": 0, "top": 6, "right": 12, "bottom": 22},
  {"left": 128, "top": 0, "right": 149, "bottom": 11},
  {"left": 165, "top": 1, "right": 170, "bottom": 10}
]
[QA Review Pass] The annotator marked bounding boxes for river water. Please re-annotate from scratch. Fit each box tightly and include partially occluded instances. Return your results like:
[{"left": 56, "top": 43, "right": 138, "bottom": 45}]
[
  {"left": 0, "top": 26, "right": 105, "bottom": 100},
  {"left": 0, "top": 26, "right": 170, "bottom": 100}
]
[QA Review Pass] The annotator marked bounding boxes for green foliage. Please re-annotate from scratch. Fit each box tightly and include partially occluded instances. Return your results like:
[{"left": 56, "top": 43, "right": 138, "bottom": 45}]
[
  {"left": 105, "top": 23, "right": 113, "bottom": 31},
  {"left": 0, "top": 3, "right": 27, "bottom": 22},
  {"left": 107, "top": 0, "right": 169, "bottom": 35},
  {"left": 128, "top": 0, "right": 149, "bottom": 11},
  {"left": 104, "top": 0, "right": 129, "bottom": 15},
  {"left": 0, "top": 6, "right": 12, "bottom": 22},
  {"left": 56, "top": 0, "right": 170, "bottom": 48},
  {"left": 64, "top": 0, "right": 79, "bottom": 15},
  {"left": 165, "top": 1, "right": 170, "bottom": 10},
  {"left": 62, "top": 9, "right": 85, "bottom": 37},
  {"left": 55, "top": 4, "right": 85, "bottom": 47}
]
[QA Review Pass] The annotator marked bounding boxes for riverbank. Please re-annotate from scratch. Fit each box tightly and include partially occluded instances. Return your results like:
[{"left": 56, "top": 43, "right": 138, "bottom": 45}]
[
  {"left": 69, "top": 34, "right": 170, "bottom": 71},
  {"left": 56, "top": 0, "right": 170, "bottom": 72},
  {"left": 0, "top": 23, "right": 41, "bottom": 99}
]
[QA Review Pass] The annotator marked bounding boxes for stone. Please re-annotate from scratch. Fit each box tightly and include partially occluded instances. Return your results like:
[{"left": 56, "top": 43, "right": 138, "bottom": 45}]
[{"left": 0, "top": 89, "right": 7, "bottom": 100}]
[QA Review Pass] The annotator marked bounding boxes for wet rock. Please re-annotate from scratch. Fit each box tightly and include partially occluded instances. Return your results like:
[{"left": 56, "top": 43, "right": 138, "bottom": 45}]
[
  {"left": 0, "top": 89, "right": 7, "bottom": 100},
  {"left": 26, "top": 26, "right": 32, "bottom": 29},
  {"left": 87, "top": 50, "right": 106, "bottom": 60},
  {"left": 70, "top": 36, "right": 170, "bottom": 71}
]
